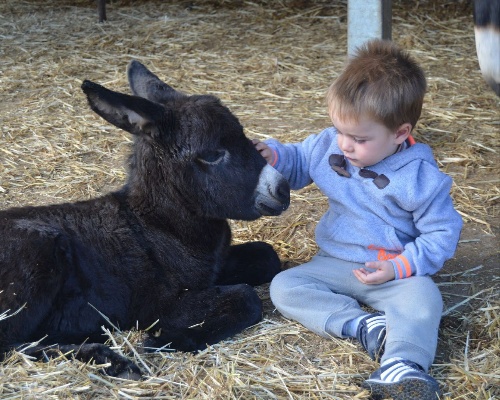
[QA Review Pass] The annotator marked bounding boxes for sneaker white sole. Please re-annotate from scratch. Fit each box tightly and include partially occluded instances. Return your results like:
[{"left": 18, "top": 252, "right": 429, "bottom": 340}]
[{"left": 362, "top": 377, "right": 440, "bottom": 400}]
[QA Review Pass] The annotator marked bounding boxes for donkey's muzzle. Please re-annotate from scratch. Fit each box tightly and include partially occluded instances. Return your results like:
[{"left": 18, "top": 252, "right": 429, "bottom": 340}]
[{"left": 254, "top": 165, "right": 290, "bottom": 216}]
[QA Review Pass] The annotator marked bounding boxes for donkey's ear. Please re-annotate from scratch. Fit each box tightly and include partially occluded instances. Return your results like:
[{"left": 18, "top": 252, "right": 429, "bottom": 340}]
[
  {"left": 127, "top": 60, "right": 181, "bottom": 103},
  {"left": 81, "top": 80, "right": 165, "bottom": 137}
]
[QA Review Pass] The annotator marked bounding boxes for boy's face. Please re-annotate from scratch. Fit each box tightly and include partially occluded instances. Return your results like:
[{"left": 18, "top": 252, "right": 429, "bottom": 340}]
[{"left": 331, "top": 114, "right": 410, "bottom": 168}]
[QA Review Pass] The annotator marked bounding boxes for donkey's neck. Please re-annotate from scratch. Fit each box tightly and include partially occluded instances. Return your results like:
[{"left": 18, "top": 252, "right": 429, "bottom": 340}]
[{"left": 117, "top": 185, "right": 226, "bottom": 236}]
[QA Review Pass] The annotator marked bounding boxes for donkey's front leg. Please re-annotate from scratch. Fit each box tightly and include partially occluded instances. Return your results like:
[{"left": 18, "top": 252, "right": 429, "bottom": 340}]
[
  {"left": 144, "top": 284, "right": 262, "bottom": 352},
  {"left": 216, "top": 242, "right": 282, "bottom": 286}
]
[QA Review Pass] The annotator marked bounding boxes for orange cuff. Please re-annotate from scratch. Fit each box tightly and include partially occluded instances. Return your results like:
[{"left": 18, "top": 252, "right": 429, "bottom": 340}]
[
  {"left": 270, "top": 148, "right": 279, "bottom": 167},
  {"left": 390, "top": 255, "right": 413, "bottom": 279}
]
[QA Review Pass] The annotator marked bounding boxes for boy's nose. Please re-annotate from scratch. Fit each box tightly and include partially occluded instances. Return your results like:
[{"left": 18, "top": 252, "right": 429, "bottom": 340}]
[{"left": 339, "top": 136, "right": 354, "bottom": 153}]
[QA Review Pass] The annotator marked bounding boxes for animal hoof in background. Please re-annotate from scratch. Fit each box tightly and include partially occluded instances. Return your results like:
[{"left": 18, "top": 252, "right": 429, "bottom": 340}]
[{"left": 474, "top": 0, "right": 500, "bottom": 96}]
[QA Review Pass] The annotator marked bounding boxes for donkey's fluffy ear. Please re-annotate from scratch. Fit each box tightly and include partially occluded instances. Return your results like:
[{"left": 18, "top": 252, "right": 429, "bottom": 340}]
[
  {"left": 127, "top": 60, "right": 181, "bottom": 103},
  {"left": 81, "top": 80, "right": 165, "bottom": 137}
]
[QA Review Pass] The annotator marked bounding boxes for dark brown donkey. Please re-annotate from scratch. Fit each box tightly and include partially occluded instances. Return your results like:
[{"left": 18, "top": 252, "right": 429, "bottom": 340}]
[{"left": 0, "top": 61, "right": 290, "bottom": 378}]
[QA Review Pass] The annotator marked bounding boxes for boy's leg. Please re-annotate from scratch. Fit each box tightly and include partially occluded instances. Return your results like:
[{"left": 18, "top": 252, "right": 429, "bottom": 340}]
[
  {"left": 270, "top": 254, "right": 368, "bottom": 337},
  {"left": 358, "top": 276, "right": 443, "bottom": 372},
  {"left": 356, "top": 277, "right": 443, "bottom": 399},
  {"left": 271, "top": 256, "right": 441, "bottom": 368},
  {"left": 271, "top": 256, "right": 442, "bottom": 399}
]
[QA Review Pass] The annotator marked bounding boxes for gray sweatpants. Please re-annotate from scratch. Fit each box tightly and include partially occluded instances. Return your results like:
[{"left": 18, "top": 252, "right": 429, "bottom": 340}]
[{"left": 270, "top": 253, "right": 443, "bottom": 371}]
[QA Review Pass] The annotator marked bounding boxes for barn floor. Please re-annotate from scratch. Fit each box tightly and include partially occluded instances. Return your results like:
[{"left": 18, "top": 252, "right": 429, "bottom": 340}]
[{"left": 0, "top": 0, "right": 498, "bottom": 399}]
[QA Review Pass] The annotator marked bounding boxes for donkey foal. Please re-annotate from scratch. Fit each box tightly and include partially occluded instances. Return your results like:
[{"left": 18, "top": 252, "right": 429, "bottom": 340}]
[{"left": 0, "top": 61, "right": 290, "bottom": 378}]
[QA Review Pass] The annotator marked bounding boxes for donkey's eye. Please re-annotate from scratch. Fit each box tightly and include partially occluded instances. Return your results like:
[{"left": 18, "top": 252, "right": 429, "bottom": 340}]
[{"left": 197, "top": 150, "right": 228, "bottom": 165}]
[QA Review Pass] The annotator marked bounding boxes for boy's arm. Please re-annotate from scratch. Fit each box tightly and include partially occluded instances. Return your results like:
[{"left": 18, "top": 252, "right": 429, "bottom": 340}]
[
  {"left": 354, "top": 175, "right": 462, "bottom": 284},
  {"left": 264, "top": 139, "right": 311, "bottom": 189},
  {"left": 389, "top": 175, "right": 463, "bottom": 278},
  {"left": 260, "top": 133, "right": 327, "bottom": 190}
]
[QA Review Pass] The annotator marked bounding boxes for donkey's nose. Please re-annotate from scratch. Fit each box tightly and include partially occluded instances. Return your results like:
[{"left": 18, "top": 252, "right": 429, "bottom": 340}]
[
  {"left": 254, "top": 165, "right": 290, "bottom": 216},
  {"left": 276, "top": 179, "right": 290, "bottom": 211}
]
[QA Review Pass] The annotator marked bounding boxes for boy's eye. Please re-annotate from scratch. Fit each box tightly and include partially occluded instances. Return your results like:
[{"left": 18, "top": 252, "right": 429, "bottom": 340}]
[{"left": 354, "top": 138, "right": 366, "bottom": 144}]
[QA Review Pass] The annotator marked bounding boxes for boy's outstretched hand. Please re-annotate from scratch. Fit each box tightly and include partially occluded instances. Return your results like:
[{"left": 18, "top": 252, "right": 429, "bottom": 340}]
[
  {"left": 252, "top": 139, "right": 275, "bottom": 165},
  {"left": 353, "top": 261, "right": 395, "bottom": 284}
]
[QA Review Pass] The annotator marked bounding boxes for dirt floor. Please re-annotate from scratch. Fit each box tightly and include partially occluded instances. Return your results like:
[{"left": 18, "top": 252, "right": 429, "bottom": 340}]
[{"left": 434, "top": 222, "right": 498, "bottom": 362}]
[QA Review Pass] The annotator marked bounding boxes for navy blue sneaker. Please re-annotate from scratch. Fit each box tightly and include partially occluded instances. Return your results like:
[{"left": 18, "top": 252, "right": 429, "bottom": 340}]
[
  {"left": 356, "top": 312, "right": 386, "bottom": 361},
  {"left": 362, "top": 358, "right": 441, "bottom": 400}
]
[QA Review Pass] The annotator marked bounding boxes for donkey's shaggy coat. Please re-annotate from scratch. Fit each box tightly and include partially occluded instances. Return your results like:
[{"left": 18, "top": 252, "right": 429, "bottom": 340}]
[{"left": 0, "top": 61, "right": 290, "bottom": 378}]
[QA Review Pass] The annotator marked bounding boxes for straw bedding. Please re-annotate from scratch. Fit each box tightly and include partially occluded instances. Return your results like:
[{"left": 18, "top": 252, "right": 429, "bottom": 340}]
[{"left": 0, "top": 0, "right": 498, "bottom": 398}]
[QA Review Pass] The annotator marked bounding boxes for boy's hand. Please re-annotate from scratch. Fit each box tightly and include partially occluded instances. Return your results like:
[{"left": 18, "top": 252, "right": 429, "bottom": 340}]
[
  {"left": 252, "top": 139, "right": 275, "bottom": 165},
  {"left": 353, "top": 261, "right": 395, "bottom": 285}
]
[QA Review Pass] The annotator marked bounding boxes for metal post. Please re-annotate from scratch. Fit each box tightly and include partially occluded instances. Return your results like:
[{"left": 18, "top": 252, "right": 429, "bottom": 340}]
[
  {"left": 347, "top": 0, "right": 392, "bottom": 56},
  {"left": 98, "top": 0, "right": 107, "bottom": 23}
]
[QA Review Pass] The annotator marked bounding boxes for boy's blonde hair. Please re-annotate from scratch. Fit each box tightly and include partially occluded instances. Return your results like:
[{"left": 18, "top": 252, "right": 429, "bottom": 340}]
[{"left": 327, "top": 40, "right": 426, "bottom": 131}]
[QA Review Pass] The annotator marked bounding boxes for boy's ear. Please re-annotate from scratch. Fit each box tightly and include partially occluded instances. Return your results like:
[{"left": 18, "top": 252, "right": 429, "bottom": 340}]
[{"left": 394, "top": 123, "right": 412, "bottom": 144}]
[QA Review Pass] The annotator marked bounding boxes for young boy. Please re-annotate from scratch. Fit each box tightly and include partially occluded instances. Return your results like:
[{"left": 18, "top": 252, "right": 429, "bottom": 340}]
[{"left": 254, "top": 40, "right": 463, "bottom": 400}]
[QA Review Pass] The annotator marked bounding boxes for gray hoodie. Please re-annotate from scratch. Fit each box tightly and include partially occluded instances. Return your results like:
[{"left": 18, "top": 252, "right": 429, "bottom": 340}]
[{"left": 266, "top": 127, "right": 463, "bottom": 279}]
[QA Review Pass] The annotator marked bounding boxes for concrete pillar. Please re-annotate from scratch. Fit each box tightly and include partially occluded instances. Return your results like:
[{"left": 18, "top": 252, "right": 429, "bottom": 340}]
[{"left": 347, "top": 0, "right": 392, "bottom": 56}]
